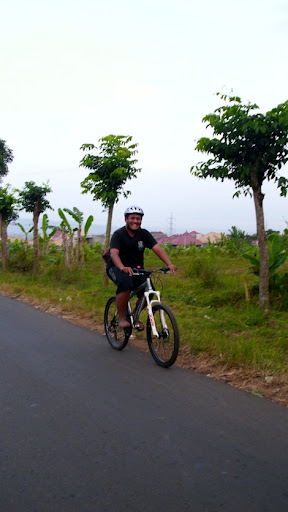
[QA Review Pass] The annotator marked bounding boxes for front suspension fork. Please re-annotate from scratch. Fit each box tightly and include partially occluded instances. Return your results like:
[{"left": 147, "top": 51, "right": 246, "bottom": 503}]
[{"left": 144, "top": 290, "right": 167, "bottom": 337}]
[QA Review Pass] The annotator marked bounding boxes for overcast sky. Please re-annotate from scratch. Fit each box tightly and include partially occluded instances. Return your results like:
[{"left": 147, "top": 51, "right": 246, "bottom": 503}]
[{"left": 1, "top": 0, "right": 287, "bottom": 235}]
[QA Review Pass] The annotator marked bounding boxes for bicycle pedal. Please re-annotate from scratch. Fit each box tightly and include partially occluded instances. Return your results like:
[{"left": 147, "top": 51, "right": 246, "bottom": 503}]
[{"left": 135, "top": 325, "right": 144, "bottom": 331}]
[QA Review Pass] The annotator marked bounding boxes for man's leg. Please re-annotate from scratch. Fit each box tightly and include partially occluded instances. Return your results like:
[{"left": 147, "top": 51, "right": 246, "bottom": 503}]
[
  {"left": 107, "top": 266, "right": 132, "bottom": 328},
  {"left": 132, "top": 297, "right": 146, "bottom": 330},
  {"left": 116, "top": 290, "right": 131, "bottom": 328}
]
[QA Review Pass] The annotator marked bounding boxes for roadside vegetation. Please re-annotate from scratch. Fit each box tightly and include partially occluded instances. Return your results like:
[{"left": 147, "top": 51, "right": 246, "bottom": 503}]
[
  {"left": 1, "top": 231, "right": 288, "bottom": 405},
  {"left": 1, "top": 95, "right": 288, "bottom": 404}
]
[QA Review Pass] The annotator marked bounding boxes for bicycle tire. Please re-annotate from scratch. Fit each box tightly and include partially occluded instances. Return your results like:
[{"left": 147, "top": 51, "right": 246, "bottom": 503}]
[
  {"left": 104, "top": 296, "right": 130, "bottom": 350},
  {"left": 146, "top": 302, "right": 179, "bottom": 367}
]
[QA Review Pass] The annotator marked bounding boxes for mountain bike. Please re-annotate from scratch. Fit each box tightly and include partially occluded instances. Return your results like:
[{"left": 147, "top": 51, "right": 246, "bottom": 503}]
[{"left": 104, "top": 267, "right": 180, "bottom": 368}]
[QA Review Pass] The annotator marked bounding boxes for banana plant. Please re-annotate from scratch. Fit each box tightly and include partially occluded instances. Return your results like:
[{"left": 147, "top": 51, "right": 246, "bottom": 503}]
[
  {"left": 63, "top": 207, "right": 83, "bottom": 263},
  {"left": 17, "top": 222, "right": 33, "bottom": 252},
  {"left": 81, "top": 214, "right": 93, "bottom": 266},
  {"left": 243, "top": 232, "right": 288, "bottom": 286},
  {"left": 40, "top": 214, "right": 57, "bottom": 256},
  {"left": 58, "top": 208, "right": 77, "bottom": 266}
]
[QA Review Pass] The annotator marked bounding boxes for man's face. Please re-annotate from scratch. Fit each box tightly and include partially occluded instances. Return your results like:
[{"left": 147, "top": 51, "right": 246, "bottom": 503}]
[{"left": 125, "top": 214, "right": 142, "bottom": 231}]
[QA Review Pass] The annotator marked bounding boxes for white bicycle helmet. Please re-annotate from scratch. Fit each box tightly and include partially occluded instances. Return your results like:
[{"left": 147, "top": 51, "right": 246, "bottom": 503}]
[{"left": 124, "top": 205, "right": 144, "bottom": 216}]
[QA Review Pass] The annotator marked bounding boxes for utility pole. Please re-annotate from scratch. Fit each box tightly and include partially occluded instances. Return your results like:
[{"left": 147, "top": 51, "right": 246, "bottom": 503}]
[{"left": 169, "top": 213, "right": 174, "bottom": 236}]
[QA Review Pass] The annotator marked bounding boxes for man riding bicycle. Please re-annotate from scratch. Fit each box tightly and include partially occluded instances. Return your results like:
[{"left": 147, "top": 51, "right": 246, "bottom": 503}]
[{"left": 106, "top": 206, "right": 177, "bottom": 329}]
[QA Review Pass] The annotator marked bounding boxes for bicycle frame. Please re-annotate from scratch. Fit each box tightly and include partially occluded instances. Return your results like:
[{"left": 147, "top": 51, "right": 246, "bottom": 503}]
[
  {"left": 104, "top": 266, "right": 179, "bottom": 367},
  {"left": 126, "top": 275, "right": 168, "bottom": 337}
]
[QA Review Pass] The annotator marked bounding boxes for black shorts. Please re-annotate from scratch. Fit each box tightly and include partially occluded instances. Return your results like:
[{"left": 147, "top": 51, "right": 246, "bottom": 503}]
[{"left": 107, "top": 266, "right": 146, "bottom": 295}]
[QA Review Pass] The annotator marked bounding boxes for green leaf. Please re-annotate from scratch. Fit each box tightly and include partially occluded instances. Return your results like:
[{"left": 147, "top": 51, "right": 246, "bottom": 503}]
[{"left": 84, "top": 215, "right": 93, "bottom": 235}]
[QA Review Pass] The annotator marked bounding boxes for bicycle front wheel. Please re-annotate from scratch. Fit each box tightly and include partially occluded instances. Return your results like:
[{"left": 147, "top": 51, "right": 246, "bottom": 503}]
[
  {"left": 146, "top": 303, "right": 179, "bottom": 368},
  {"left": 104, "top": 296, "right": 130, "bottom": 350}
]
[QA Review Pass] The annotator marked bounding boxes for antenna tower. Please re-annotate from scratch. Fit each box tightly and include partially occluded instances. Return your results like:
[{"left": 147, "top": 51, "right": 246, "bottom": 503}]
[{"left": 169, "top": 213, "right": 174, "bottom": 236}]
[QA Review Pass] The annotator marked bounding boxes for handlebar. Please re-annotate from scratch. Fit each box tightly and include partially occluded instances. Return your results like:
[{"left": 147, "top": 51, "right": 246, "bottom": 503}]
[{"left": 132, "top": 266, "right": 170, "bottom": 276}]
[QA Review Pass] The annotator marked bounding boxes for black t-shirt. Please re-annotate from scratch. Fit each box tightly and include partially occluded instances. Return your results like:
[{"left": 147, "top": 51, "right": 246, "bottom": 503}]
[{"left": 107, "top": 226, "right": 157, "bottom": 269}]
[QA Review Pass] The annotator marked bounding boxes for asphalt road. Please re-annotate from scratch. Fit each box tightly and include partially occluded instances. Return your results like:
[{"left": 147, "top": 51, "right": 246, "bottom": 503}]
[{"left": 1, "top": 294, "right": 288, "bottom": 512}]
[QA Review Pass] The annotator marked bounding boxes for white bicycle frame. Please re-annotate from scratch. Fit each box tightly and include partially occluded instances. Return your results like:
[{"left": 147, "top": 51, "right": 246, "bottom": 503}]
[{"left": 127, "top": 275, "right": 168, "bottom": 338}]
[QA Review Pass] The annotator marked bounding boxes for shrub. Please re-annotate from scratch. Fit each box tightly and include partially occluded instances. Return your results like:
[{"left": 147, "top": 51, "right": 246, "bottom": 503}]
[{"left": 7, "top": 240, "right": 34, "bottom": 272}]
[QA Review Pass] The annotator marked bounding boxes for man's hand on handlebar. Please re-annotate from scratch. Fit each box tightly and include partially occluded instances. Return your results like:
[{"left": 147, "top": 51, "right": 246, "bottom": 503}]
[{"left": 120, "top": 266, "right": 134, "bottom": 276}]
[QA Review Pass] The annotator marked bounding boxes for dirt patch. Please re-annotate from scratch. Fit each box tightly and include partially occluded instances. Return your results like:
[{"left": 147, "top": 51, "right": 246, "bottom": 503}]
[{"left": 2, "top": 290, "right": 288, "bottom": 408}]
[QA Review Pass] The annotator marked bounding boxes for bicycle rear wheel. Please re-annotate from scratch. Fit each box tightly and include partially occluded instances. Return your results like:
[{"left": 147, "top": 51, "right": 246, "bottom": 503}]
[
  {"left": 146, "top": 302, "right": 179, "bottom": 367},
  {"left": 104, "top": 296, "right": 130, "bottom": 350}
]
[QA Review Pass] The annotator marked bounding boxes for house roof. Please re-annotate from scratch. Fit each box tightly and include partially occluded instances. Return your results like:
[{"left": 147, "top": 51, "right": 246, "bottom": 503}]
[
  {"left": 157, "top": 231, "right": 204, "bottom": 246},
  {"left": 151, "top": 231, "right": 167, "bottom": 241},
  {"left": 50, "top": 230, "right": 62, "bottom": 241},
  {"left": 49, "top": 230, "right": 63, "bottom": 246},
  {"left": 198, "top": 232, "right": 222, "bottom": 244}
]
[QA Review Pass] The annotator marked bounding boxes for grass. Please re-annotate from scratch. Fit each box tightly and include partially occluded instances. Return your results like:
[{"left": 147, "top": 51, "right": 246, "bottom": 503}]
[{"left": 1, "top": 244, "right": 288, "bottom": 377}]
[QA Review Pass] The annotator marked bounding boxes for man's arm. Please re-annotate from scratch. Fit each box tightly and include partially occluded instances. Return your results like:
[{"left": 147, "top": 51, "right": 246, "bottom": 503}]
[
  {"left": 152, "top": 244, "right": 177, "bottom": 273},
  {"left": 110, "top": 248, "right": 134, "bottom": 276}
]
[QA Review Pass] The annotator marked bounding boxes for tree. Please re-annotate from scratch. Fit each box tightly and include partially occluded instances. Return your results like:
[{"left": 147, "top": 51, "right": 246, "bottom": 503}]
[
  {"left": 0, "top": 140, "right": 13, "bottom": 183},
  {"left": 228, "top": 226, "right": 247, "bottom": 239},
  {"left": 0, "top": 140, "right": 14, "bottom": 242},
  {"left": 80, "top": 134, "right": 141, "bottom": 284},
  {"left": 191, "top": 94, "right": 288, "bottom": 313},
  {"left": 18, "top": 181, "right": 52, "bottom": 273},
  {"left": 0, "top": 186, "right": 18, "bottom": 269}
]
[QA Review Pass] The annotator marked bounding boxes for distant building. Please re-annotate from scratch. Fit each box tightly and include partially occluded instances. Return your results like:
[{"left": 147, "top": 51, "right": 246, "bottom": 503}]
[
  {"left": 49, "top": 230, "right": 93, "bottom": 246},
  {"left": 150, "top": 231, "right": 167, "bottom": 241},
  {"left": 190, "top": 230, "right": 203, "bottom": 240},
  {"left": 157, "top": 231, "right": 204, "bottom": 247},
  {"left": 198, "top": 232, "right": 222, "bottom": 244},
  {"left": 156, "top": 230, "right": 224, "bottom": 247},
  {"left": 49, "top": 230, "right": 63, "bottom": 246},
  {"left": 90, "top": 234, "right": 105, "bottom": 245}
]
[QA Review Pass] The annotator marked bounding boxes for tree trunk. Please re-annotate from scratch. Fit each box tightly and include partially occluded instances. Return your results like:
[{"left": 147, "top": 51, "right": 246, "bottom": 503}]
[
  {"left": 76, "top": 225, "right": 81, "bottom": 263},
  {"left": 69, "top": 234, "right": 74, "bottom": 264},
  {"left": 81, "top": 239, "right": 85, "bottom": 268},
  {"left": 251, "top": 169, "right": 269, "bottom": 314},
  {"left": 0, "top": 213, "right": 2, "bottom": 257},
  {"left": 102, "top": 203, "right": 114, "bottom": 287},
  {"left": 62, "top": 231, "right": 70, "bottom": 269},
  {"left": 0, "top": 212, "right": 2, "bottom": 266},
  {"left": 39, "top": 237, "right": 44, "bottom": 257},
  {"left": 33, "top": 204, "right": 39, "bottom": 274},
  {"left": 0, "top": 213, "right": 8, "bottom": 270},
  {"left": 44, "top": 236, "right": 49, "bottom": 256}
]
